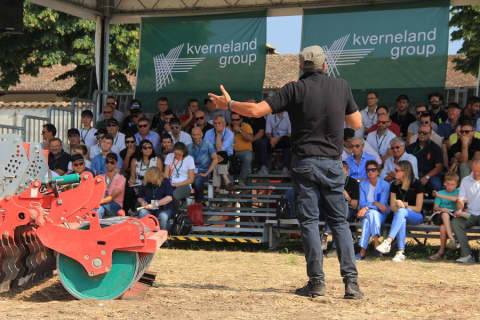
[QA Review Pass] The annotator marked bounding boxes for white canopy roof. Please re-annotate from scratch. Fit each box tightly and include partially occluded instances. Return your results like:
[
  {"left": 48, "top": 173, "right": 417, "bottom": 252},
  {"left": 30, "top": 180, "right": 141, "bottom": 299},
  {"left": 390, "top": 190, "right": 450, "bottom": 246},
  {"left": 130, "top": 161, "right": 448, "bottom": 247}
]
[{"left": 29, "top": 0, "right": 480, "bottom": 23}]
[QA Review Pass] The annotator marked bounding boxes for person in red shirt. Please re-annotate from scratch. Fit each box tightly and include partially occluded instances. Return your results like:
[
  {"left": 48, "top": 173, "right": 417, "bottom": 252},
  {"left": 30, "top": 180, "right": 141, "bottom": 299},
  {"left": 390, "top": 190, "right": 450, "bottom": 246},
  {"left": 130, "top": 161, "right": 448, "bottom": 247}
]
[
  {"left": 368, "top": 105, "right": 401, "bottom": 137},
  {"left": 179, "top": 99, "right": 200, "bottom": 133}
]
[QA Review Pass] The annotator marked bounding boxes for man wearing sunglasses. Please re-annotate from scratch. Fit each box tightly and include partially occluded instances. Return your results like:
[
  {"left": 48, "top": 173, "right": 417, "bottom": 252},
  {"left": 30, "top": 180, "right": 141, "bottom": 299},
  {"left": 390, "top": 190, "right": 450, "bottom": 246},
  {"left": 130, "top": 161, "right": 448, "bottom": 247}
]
[
  {"left": 407, "top": 104, "right": 438, "bottom": 144},
  {"left": 345, "top": 137, "right": 376, "bottom": 180},
  {"left": 134, "top": 117, "right": 160, "bottom": 154},
  {"left": 96, "top": 153, "right": 126, "bottom": 219},
  {"left": 96, "top": 104, "right": 115, "bottom": 130},
  {"left": 96, "top": 96, "right": 125, "bottom": 123},
  {"left": 406, "top": 124, "right": 443, "bottom": 191},
  {"left": 121, "top": 99, "right": 143, "bottom": 136},
  {"left": 231, "top": 112, "right": 254, "bottom": 184},
  {"left": 89, "top": 128, "right": 107, "bottom": 160},
  {"left": 380, "top": 137, "right": 418, "bottom": 182},
  {"left": 69, "top": 153, "right": 94, "bottom": 175},
  {"left": 192, "top": 110, "right": 213, "bottom": 136},
  {"left": 408, "top": 112, "right": 443, "bottom": 147},
  {"left": 450, "top": 120, "right": 480, "bottom": 181},
  {"left": 366, "top": 114, "right": 396, "bottom": 162},
  {"left": 91, "top": 134, "right": 123, "bottom": 176},
  {"left": 169, "top": 118, "right": 192, "bottom": 146}
]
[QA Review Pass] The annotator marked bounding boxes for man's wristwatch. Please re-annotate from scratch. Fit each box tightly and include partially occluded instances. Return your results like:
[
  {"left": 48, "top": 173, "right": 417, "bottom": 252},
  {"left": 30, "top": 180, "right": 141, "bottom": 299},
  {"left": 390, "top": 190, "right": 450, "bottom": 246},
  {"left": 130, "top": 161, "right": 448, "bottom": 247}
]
[
  {"left": 228, "top": 99, "right": 234, "bottom": 111},
  {"left": 426, "top": 175, "right": 430, "bottom": 180}
]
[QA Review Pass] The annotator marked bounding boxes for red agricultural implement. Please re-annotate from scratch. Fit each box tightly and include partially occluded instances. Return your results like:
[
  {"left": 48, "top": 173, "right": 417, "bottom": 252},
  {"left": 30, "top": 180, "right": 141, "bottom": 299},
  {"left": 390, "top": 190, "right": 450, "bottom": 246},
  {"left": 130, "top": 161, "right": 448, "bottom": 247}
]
[{"left": 0, "top": 135, "right": 167, "bottom": 299}]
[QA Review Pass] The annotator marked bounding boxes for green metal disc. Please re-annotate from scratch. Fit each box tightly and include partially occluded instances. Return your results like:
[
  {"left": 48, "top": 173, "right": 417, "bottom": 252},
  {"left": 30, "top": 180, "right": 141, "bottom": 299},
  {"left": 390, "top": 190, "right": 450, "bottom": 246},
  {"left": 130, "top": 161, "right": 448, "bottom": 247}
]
[{"left": 57, "top": 250, "right": 139, "bottom": 300}]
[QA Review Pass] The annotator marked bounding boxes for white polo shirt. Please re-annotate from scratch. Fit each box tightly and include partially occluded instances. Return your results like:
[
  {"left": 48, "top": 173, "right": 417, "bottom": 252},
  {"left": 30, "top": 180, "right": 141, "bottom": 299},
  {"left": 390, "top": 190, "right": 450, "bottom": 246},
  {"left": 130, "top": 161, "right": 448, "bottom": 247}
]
[
  {"left": 381, "top": 152, "right": 419, "bottom": 179},
  {"left": 366, "top": 129, "right": 396, "bottom": 158},
  {"left": 458, "top": 174, "right": 480, "bottom": 216}
]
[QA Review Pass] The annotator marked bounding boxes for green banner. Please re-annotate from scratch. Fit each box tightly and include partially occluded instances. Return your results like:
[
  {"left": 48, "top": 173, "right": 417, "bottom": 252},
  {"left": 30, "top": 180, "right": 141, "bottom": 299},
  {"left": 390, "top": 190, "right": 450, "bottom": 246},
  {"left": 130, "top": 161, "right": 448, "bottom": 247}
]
[
  {"left": 136, "top": 12, "right": 266, "bottom": 113},
  {"left": 302, "top": 1, "right": 449, "bottom": 105}
]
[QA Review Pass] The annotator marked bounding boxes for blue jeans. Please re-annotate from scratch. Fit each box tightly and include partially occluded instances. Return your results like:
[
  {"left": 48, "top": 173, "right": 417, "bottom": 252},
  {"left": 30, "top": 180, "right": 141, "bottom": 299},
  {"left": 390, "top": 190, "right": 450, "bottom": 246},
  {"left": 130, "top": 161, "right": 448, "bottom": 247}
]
[
  {"left": 96, "top": 201, "right": 121, "bottom": 219},
  {"left": 388, "top": 208, "right": 423, "bottom": 250},
  {"left": 235, "top": 150, "right": 253, "bottom": 181},
  {"left": 138, "top": 207, "right": 174, "bottom": 230},
  {"left": 291, "top": 155, "right": 358, "bottom": 282},
  {"left": 427, "top": 175, "right": 442, "bottom": 191},
  {"left": 359, "top": 209, "right": 387, "bottom": 249},
  {"left": 253, "top": 137, "right": 269, "bottom": 169},
  {"left": 193, "top": 175, "right": 209, "bottom": 203}
]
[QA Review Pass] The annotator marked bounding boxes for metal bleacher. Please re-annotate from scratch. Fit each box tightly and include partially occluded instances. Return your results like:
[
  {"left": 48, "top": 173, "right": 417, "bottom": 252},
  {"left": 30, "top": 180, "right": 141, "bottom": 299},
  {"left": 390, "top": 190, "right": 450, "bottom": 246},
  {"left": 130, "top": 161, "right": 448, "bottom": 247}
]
[{"left": 168, "top": 173, "right": 292, "bottom": 244}]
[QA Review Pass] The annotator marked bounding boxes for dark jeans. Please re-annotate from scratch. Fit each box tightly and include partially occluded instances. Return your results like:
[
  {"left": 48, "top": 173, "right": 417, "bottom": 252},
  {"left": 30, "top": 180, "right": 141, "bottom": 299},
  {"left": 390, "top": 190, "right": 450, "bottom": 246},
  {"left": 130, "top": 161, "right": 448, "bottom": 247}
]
[
  {"left": 193, "top": 174, "right": 209, "bottom": 203},
  {"left": 253, "top": 137, "right": 269, "bottom": 169},
  {"left": 291, "top": 155, "right": 358, "bottom": 282},
  {"left": 254, "top": 136, "right": 291, "bottom": 169}
]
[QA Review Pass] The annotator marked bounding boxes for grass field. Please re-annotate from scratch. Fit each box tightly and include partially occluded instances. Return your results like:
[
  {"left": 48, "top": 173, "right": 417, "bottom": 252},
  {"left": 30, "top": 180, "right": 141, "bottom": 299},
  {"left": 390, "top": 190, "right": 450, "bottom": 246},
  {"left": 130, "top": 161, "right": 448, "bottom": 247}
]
[{"left": 0, "top": 241, "right": 479, "bottom": 320}]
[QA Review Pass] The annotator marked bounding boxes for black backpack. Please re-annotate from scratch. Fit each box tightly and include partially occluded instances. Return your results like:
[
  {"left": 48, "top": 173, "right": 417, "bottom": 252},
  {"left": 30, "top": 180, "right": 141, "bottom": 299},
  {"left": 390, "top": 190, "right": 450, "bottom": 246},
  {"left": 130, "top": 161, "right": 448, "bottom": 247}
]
[
  {"left": 276, "top": 196, "right": 295, "bottom": 219},
  {"left": 171, "top": 212, "right": 193, "bottom": 235}
]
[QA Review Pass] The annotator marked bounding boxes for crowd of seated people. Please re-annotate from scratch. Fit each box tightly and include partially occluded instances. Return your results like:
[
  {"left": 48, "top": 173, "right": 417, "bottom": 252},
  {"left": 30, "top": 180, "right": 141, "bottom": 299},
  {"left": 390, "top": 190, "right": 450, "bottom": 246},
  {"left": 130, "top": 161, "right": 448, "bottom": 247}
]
[
  {"left": 40, "top": 96, "right": 289, "bottom": 231},
  {"left": 341, "top": 92, "right": 480, "bottom": 263},
  {"left": 39, "top": 92, "right": 480, "bottom": 264}
]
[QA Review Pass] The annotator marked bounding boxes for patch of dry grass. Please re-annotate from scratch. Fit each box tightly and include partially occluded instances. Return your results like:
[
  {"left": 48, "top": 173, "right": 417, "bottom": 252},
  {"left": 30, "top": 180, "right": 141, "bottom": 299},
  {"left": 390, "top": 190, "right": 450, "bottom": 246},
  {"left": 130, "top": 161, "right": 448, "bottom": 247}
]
[{"left": 0, "top": 245, "right": 479, "bottom": 319}]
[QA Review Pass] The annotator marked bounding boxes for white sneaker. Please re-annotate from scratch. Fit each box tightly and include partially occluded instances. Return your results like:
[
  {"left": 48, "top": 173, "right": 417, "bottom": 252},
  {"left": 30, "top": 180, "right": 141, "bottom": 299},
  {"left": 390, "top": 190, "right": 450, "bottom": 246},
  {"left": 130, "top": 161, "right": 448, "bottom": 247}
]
[
  {"left": 456, "top": 255, "right": 475, "bottom": 264},
  {"left": 392, "top": 251, "right": 406, "bottom": 262},
  {"left": 376, "top": 240, "right": 391, "bottom": 254},
  {"left": 446, "top": 239, "right": 457, "bottom": 250}
]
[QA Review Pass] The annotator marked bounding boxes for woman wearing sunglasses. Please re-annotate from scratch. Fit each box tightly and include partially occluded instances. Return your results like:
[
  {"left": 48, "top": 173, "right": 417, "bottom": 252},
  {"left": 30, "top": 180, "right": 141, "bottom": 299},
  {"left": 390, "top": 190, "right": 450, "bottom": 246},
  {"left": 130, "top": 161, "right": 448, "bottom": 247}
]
[
  {"left": 164, "top": 142, "right": 195, "bottom": 207},
  {"left": 129, "top": 139, "right": 163, "bottom": 186},
  {"left": 355, "top": 160, "right": 390, "bottom": 260},
  {"left": 376, "top": 160, "right": 424, "bottom": 262}
]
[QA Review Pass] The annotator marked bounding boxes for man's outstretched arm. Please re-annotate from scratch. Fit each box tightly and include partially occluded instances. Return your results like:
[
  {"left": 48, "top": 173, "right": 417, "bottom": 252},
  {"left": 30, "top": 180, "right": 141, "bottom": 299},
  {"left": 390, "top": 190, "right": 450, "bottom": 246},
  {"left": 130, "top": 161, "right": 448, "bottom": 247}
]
[{"left": 209, "top": 85, "right": 272, "bottom": 118}]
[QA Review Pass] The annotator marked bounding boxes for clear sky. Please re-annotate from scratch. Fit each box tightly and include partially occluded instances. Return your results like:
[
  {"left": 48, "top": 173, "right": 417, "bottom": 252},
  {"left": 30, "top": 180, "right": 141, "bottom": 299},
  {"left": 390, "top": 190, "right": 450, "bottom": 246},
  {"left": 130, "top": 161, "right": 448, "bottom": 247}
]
[{"left": 266, "top": 15, "right": 463, "bottom": 55}]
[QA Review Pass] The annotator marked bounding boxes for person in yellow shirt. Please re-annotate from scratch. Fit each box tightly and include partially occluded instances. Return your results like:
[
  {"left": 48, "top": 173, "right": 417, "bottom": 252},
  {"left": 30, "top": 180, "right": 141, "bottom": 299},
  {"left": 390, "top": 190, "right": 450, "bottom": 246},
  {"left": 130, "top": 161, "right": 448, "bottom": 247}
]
[{"left": 231, "top": 112, "right": 254, "bottom": 185}]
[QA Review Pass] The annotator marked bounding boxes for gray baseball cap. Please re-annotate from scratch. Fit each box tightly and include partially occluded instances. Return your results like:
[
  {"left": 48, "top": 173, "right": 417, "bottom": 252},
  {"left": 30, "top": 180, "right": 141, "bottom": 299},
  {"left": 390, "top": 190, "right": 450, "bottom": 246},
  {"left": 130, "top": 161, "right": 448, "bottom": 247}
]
[{"left": 299, "top": 45, "right": 326, "bottom": 70}]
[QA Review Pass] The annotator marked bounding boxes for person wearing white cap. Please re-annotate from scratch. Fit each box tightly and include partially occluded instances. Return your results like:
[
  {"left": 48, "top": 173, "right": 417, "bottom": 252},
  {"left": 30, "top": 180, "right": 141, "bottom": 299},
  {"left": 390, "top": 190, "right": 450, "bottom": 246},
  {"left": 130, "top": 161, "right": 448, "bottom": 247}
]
[{"left": 208, "top": 45, "right": 364, "bottom": 300}]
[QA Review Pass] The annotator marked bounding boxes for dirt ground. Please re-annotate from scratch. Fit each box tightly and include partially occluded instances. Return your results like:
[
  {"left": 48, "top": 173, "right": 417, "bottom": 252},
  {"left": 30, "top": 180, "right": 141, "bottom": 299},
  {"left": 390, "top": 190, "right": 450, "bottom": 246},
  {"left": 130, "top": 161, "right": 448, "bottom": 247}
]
[{"left": 0, "top": 245, "right": 479, "bottom": 320}]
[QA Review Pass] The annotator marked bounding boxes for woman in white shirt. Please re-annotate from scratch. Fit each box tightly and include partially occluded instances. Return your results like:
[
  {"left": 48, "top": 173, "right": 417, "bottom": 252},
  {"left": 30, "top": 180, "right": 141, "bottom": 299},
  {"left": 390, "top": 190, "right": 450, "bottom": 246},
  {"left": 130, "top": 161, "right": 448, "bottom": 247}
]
[
  {"left": 129, "top": 139, "right": 163, "bottom": 186},
  {"left": 164, "top": 142, "right": 195, "bottom": 206}
]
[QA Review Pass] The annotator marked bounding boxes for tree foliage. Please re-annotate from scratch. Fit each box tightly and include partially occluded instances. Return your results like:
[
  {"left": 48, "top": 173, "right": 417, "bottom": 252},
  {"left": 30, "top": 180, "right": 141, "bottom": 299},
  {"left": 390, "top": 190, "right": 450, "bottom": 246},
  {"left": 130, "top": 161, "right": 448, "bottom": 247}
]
[
  {"left": 0, "top": 2, "right": 139, "bottom": 98},
  {"left": 450, "top": 5, "right": 480, "bottom": 77}
]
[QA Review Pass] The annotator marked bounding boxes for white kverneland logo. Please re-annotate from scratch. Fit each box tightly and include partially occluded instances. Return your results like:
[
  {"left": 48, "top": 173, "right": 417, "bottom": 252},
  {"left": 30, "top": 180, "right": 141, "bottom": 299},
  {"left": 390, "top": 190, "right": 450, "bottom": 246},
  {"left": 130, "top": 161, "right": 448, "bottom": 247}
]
[
  {"left": 322, "top": 34, "right": 374, "bottom": 78},
  {"left": 153, "top": 44, "right": 205, "bottom": 91},
  {"left": 322, "top": 28, "right": 438, "bottom": 77}
]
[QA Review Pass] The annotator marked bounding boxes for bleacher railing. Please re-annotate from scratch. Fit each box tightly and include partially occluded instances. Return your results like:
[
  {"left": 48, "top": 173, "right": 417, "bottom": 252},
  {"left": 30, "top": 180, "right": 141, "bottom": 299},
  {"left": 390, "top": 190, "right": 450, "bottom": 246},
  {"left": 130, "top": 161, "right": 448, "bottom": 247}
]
[{"left": 0, "top": 90, "right": 133, "bottom": 144}]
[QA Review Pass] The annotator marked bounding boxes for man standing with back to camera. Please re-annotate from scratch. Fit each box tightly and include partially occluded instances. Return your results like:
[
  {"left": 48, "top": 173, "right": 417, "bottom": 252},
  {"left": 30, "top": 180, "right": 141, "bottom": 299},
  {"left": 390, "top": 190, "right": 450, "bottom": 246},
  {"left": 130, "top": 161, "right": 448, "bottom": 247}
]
[{"left": 209, "top": 46, "right": 363, "bottom": 299}]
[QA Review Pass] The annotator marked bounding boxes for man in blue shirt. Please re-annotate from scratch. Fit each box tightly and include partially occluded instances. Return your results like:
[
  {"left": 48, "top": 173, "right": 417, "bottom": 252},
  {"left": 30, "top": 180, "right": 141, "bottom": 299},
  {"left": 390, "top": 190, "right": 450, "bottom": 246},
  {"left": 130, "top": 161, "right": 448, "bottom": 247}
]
[
  {"left": 345, "top": 137, "right": 376, "bottom": 180},
  {"left": 91, "top": 134, "right": 123, "bottom": 175},
  {"left": 135, "top": 117, "right": 161, "bottom": 154},
  {"left": 188, "top": 127, "right": 218, "bottom": 203},
  {"left": 438, "top": 102, "right": 461, "bottom": 139},
  {"left": 204, "top": 115, "right": 234, "bottom": 190}
]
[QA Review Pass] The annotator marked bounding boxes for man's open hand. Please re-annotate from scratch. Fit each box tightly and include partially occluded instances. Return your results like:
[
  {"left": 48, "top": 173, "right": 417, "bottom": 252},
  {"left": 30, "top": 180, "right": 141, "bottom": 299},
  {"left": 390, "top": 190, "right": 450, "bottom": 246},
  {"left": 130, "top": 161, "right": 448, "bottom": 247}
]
[{"left": 208, "top": 85, "right": 231, "bottom": 110}]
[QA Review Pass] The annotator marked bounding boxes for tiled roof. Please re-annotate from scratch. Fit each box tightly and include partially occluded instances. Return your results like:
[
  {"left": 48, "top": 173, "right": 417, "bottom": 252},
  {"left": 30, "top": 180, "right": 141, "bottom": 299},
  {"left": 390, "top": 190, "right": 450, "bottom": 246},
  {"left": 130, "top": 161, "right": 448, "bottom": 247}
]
[
  {"left": 6, "top": 65, "right": 76, "bottom": 92},
  {"left": 445, "top": 55, "right": 478, "bottom": 88},
  {"left": 2, "top": 54, "right": 477, "bottom": 95},
  {"left": 0, "top": 101, "right": 71, "bottom": 109}
]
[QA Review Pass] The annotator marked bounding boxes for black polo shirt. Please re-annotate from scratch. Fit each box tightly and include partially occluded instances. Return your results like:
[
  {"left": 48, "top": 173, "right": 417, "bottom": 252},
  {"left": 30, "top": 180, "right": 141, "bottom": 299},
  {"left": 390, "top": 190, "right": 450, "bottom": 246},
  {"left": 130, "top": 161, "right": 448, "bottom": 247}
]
[
  {"left": 247, "top": 117, "right": 266, "bottom": 136},
  {"left": 391, "top": 111, "right": 416, "bottom": 138},
  {"left": 450, "top": 137, "right": 480, "bottom": 160},
  {"left": 406, "top": 140, "right": 442, "bottom": 177},
  {"left": 48, "top": 150, "right": 71, "bottom": 173},
  {"left": 265, "top": 70, "right": 358, "bottom": 158}
]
